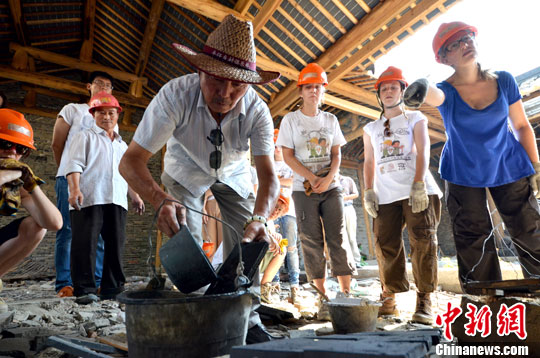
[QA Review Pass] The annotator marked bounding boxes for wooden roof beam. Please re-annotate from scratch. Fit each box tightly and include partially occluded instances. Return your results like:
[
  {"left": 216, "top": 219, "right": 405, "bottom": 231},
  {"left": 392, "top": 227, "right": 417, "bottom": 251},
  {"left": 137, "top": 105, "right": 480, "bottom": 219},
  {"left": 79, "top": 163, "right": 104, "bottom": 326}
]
[
  {"left": 135, "top": 0, "right": 165, "bottom": 77},
  {"left": 80, "top": 0, "right": 96, "bottom": 62},
  {"left": 327, "top": 0, "right": 451, "bottom": 83},
  {"left": 166, "top": 0, "right": 247, "bottom": 22},
  {"left": 8, "top": 0, "right": 28, "bottom": 46},
  {"left": 234, "top": 0, "right": 254, "bottom": 16},
  {"left": 9, "top": 43, "right": 147, "bottom": 85},
  {"left": 0, "top": 65, "right": 149, "bottom": 108},
  {"left": 252, "top": 0, "right": 282, "bottom": 35}
]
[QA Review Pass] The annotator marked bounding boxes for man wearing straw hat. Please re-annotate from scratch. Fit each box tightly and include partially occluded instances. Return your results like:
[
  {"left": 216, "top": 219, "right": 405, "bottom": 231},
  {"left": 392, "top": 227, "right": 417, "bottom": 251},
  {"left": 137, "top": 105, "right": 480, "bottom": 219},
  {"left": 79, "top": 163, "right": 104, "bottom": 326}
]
[{"left": 119, "top": 15, "right": 281, "bottom": 343}]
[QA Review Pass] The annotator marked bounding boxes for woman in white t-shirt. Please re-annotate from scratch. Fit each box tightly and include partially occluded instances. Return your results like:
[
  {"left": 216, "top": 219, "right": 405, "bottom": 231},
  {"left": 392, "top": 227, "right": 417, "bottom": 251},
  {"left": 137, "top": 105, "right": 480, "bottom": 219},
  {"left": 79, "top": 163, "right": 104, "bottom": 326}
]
[
  {"left": 363, "top": 66, "right": 442, "bottom": 324},
  {"left": 276, "top": 63, "right": 355, "bottom": 321}
]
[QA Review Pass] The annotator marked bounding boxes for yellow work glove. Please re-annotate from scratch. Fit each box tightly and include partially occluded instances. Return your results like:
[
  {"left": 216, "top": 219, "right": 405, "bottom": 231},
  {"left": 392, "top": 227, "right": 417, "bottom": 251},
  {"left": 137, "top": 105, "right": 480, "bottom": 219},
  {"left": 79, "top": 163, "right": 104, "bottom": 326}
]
[
  {"left": 0, "top": 178, "right": 23, "bottom": 216},
  {"left": 529, "top": 162, "right": 540, "bottom": 198},
  {"left": 0, "top": 158, "right": 45, "bottom": 193},
  {"left": 363, "top": 189, "right": 379, "bottom": 218},
  {"left": 409, "top": 181, "right": 429, "bottom": 214}
]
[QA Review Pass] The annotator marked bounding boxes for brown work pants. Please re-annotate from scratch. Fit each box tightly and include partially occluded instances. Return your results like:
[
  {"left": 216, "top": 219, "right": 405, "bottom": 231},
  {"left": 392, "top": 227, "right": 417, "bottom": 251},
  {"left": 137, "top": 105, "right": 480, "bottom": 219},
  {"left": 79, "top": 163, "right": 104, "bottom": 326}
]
[
  {"left": 373, "top": 195, "right": 441, "bottom": 293},
  {"left": 292, "top": 188, "right": 356, "bottom": 280}
]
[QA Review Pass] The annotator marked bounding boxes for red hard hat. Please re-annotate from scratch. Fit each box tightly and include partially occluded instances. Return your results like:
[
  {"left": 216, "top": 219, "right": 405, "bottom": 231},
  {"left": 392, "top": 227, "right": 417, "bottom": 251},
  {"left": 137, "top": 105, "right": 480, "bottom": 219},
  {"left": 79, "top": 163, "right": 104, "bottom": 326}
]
[
  {"left": 433, "top": 21, "right": 478, "bottom": 63},
  {"left": 374, "top": 66, "right": 408, "bottom": 90},
  {"left": 297, "top": 63, "right": 328, "bottom": 87},
  {"left": 0, "top": 109, "right": 36, "bottom": 150},
  {"left": 89, "top": 92, "right": 122, "bottom": 114}
]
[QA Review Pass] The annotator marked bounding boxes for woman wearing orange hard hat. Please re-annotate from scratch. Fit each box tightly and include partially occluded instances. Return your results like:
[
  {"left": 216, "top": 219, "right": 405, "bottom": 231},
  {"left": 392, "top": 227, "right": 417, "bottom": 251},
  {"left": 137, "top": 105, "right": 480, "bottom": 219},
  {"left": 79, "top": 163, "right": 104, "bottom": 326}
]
[
  {"left": 275, "top": 63, "right": 355, "bottom": 321},
  {"left": 363, "top": 66, "right": 442, "bottom": 324},
  {"left": 403, "top": 21, "right": 540, "bottom": 291}
]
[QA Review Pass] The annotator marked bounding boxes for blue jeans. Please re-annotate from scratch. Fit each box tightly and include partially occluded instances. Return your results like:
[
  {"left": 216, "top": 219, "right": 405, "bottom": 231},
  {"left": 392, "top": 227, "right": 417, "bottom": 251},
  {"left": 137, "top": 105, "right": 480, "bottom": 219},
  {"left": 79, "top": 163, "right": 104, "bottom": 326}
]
[
  {"left": 54, "top": 177, "right": 105, "bottom": 292},
  {"left": 273, "top": 215, "right": 300, "bottom": 286}
]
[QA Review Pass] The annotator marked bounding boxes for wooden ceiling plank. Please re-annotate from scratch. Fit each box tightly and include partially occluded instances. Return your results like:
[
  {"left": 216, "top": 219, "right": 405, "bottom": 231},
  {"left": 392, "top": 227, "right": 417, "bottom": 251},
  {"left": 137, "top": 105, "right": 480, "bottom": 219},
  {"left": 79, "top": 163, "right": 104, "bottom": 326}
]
[
  {"left": 98, "top": 2, "right": 143, "bottom": 38},
  {"left": 22, "top": 2, "right": 82, "bottom": 7},
  {"left": 165, "top": 0, "right": 247, "bottom": 22},
  {"left": 80, "top": 0, "right": 96, "bottom": 62},
  {"left": 288, "top": 0, "right": 336, "bottom": 43},
  {"left": 0, "top": 65, "right": 149, "bottom": 108},
  {"left": 275, "top": 7, "right": 325, "bottom": 52},
  {"left": 167, "top": 7, "right": 210, "bottom": 37},
  {"left": 160, "top": 10, "right": 201, "bottom": 50},
  {"left": 268, "top": 17, "right": 316, "bottom": 59},
  {"left": 259, "top": 28, "right": 306, "bottom": 66},
  {"left": 9, "top": 42, "right": 145, "bottom": 84},
  {"left": 252, "top": 0, "right": 282, "bottom": 35},
  {"left": 234, "top": 0, "right": 254, "bottom": 16},
  {"left": 134, "top": 0, "right": 166, "bottom": 77},
  {"left": 331, "top": 0, "right": 358, "bottom": 24},
  {"left": 26, "top": 18, "right": 81, "bottom": 25},
  {"left": 256, "top": 37, "right": 296, "bottom": 72},
  {"left": 8, "top": 0, "right": 28, "bottom": 45},
  {"left": 93, "top": 40, "right": 136, "bottom": 71},
  {"left": 122, "top": 0, "right": 149, "bottom": 18},
  {"left": 308, "top": 0, "right": 346, "bottom": 34},
  {"left": 95, "top": 25, "right": 139, "bottom": 59}
]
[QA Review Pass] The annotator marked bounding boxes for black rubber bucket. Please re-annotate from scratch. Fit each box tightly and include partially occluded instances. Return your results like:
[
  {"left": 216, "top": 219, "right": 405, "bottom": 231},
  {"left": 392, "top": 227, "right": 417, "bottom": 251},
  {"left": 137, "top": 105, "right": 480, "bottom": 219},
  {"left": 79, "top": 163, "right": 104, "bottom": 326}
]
[
  {"left": 117, "top": 290, "right": 252, "bottom": 358},
  {"left": 159, "top": 226, "right": 217, "bottom": 293}
]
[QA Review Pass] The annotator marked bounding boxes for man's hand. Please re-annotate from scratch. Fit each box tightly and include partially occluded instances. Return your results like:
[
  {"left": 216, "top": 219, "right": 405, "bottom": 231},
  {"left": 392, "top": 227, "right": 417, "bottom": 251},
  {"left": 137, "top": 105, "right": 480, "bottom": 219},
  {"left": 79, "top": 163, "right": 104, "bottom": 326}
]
[
  {"left": 156, "top": 197, "right": 186, "bottom": 238},
  {"left": 529, "top": 162, "right": 540, "bottom": 198},
  {"left": 409, "top": 181, "right": 429, "bottom": 213},
  {"left": 242, "top": 221, "right": 280, "bottom": 255},
  {"left": 312, "top": 175, "right": 333, "bottom": 194},
  {"left": 363, "top": 189, "right": 379, "bottom": 218},
  {"left": 131, "top": 195, "right": 145, "bottom": 215},
  {"left": 68, "top": 188, "right": 84, "bottom": 210},
  {"left": 404, "top": 78, "right": 430, "bottom": 109}
]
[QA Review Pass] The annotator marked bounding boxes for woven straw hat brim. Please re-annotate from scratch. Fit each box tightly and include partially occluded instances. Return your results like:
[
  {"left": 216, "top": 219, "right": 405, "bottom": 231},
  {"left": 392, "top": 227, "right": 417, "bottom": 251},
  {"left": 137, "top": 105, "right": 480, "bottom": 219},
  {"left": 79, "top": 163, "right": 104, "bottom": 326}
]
[{"left": 173, "top": 43, "right": 280, "bottom": 85}]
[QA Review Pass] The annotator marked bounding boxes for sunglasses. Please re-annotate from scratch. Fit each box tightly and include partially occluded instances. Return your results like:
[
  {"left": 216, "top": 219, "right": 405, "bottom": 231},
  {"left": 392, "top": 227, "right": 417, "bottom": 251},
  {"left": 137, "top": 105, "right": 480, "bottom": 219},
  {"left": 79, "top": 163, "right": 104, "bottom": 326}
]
[
  {"left": 0, "top": 139, "right": 31, "bottom": 156},
  {"left": 207, "top": 127, "right": 224, "bottom": 170}
]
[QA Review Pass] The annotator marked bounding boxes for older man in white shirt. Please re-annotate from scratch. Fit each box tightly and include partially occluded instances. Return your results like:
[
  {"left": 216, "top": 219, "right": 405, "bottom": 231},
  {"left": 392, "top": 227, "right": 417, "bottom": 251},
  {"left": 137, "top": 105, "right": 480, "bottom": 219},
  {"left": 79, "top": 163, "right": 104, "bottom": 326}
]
[{"left": 119, "top": 15, "right": 281, "bottom": 344}]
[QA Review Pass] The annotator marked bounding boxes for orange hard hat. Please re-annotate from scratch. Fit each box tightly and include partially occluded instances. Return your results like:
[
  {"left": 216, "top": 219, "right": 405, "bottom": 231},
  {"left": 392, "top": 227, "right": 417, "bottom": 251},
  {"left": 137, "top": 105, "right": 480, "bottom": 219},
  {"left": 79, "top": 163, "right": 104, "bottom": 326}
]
[
  {"left": 0, "top": 109, "right": 36, "bottom": 150},
  {"left": 433, "top": 21, "right": 478, "bottom": 63},
  {"left": 297, "top": 63, "right": 328, "bottom": 87},
  {"left": 273, "top": 128, "right": 279, "bottom": 143},
  {"left": 374, "top": 66, "right": 408, "bottom": 90},
  {"left": 89, "top": 92, "right": 122, "bottom": 114}
]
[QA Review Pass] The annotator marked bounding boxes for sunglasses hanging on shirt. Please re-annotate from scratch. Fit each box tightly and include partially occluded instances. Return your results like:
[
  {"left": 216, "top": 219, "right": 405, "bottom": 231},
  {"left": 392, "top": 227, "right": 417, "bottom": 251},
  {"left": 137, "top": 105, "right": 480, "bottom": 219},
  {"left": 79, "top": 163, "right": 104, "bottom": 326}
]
[{"left": 207, "top": 126, "right": 224, "bottom": 170}]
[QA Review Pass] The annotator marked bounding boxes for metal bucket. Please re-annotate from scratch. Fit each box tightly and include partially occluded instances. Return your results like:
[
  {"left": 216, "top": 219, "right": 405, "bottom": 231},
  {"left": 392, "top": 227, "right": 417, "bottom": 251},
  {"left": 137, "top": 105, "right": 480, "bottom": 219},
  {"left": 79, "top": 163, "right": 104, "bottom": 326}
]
[
  {"left": 117, "top": 290, "right": 252, "bottom": 358},
  {"left": 327, "top": 297, "right": 381, "bottom": 334},
  {"left": 159, "top": 226, "right": 217, "bottom": 293}
]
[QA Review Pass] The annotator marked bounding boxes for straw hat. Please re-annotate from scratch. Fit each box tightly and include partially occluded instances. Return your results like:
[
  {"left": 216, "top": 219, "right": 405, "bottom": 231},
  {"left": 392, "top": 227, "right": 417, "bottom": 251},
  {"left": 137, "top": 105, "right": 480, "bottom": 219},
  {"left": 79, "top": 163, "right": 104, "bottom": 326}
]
[{"left": 172, "top": 15, "right": 280, "bottom": 85}]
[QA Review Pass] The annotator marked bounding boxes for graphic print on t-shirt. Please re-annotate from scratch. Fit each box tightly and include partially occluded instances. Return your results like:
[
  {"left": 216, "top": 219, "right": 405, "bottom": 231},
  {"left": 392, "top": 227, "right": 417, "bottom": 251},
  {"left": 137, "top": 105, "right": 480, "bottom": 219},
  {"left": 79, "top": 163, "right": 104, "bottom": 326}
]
[
  {"left": 377, "top": 127, "right": 412, "bottom": 176},
  {"left": 302, "top": 128, "right": 331, "bottom": 166}
]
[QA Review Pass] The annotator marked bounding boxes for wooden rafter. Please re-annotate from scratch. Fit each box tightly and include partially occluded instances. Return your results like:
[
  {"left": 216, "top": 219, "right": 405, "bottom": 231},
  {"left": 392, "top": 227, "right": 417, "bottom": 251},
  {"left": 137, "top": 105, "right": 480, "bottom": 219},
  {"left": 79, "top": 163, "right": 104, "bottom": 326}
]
[
  {"left": 80, "top": 0, "right": 96, "bottom": 62},
  {"left": 166, "top": 0, "right": 246, "bottom": 22},
  {"left": 8, "top": 0, "right": 28, "bottom": 46},
  {"left": 252, "top": 0, "right": 282, "bottom": 35},
  {"left": 10, "top": 43, "right": 147, "bottom": 85},
  {"left": 234, "top": 0, "right": 254, "bottom": 16},
  {"left": 135, "top": 0, "right": 165, "bottom": 77}
]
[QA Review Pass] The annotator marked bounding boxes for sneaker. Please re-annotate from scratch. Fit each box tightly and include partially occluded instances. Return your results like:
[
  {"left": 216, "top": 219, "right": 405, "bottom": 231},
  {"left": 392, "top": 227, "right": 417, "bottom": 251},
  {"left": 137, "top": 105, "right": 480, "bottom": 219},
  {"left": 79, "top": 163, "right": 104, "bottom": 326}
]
[
  {"left": 57, "top": 286, "right": 74, "bottom": 298},
  {"left": 260, "top": 283, "right": 280, "bottom": 304},
  {"left": 0, "top": 279, "right": 7, "bottom": 313},
  {"left": 316, "top": 294, "right": 331, "bottom": 321},
  {"left": 411, "top": 292, "right": 433, "bottom": 324},
  {"left": 378, "top": 292, "right": 399, "bottom": 317},
  {"left": 75, "top": 293, "right": 99, "bottom": 305}
]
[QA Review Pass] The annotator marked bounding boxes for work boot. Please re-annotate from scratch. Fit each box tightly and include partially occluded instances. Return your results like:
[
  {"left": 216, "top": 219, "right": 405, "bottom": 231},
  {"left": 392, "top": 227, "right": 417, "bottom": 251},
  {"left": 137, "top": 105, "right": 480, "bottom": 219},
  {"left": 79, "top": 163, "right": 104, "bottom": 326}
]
[
  {"left": 0, "top": 279, "right": 7, "bottom": 313},
  {"left": 378, "top": 292, "right": 399, "bottom": 317},
  {"left": 316, "top": 294, "right": 331, "bottom": 321},
  {"left": 411, "top": 292, "right": 433, "bottom": 325},
  {"left": 260, "top": 282, "right": 280, "bottom": 304},
  {"left": 57, "top": 286, "right": 74, "bottom": 298}
]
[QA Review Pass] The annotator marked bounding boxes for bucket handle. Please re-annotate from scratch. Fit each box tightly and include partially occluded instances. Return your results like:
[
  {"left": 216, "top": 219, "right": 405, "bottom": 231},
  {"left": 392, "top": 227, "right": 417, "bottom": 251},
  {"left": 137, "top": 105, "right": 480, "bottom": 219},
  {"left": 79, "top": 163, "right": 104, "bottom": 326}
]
[{"left": 147, "top": 198, "right": 247, "bottom": 289}]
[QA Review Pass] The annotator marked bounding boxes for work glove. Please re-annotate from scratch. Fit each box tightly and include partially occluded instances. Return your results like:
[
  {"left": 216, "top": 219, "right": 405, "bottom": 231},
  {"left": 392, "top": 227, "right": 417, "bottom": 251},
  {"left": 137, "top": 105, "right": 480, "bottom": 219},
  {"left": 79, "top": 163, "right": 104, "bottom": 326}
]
[
  {"left": 303, "top": 166, "right": 331, "bottom": 196},
  {"left": 409, "top": 181, "right": 429, "bottom": 213},
  {"left": 0, "top": 158, "right": 45, "bottom": 193},
  {"left": 404, "top": 78, "right": 430, "bottom": 109},
  {"left": 529, "top": 162, "right": 540, "bottom": 198},
  {"left": 0, "top": 178, "right": 23, "bottom": 216},
  {"left": 363, "top": 189, "right": 379, "bottom": 218}
]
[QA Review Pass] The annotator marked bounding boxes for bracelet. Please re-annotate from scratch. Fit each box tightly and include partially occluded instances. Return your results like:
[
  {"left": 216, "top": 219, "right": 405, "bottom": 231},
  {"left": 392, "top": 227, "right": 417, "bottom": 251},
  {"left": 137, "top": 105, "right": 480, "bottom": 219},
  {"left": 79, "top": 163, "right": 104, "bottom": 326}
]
[{"left": 244, "top": 215, "right": 267, "bottom": 230}]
